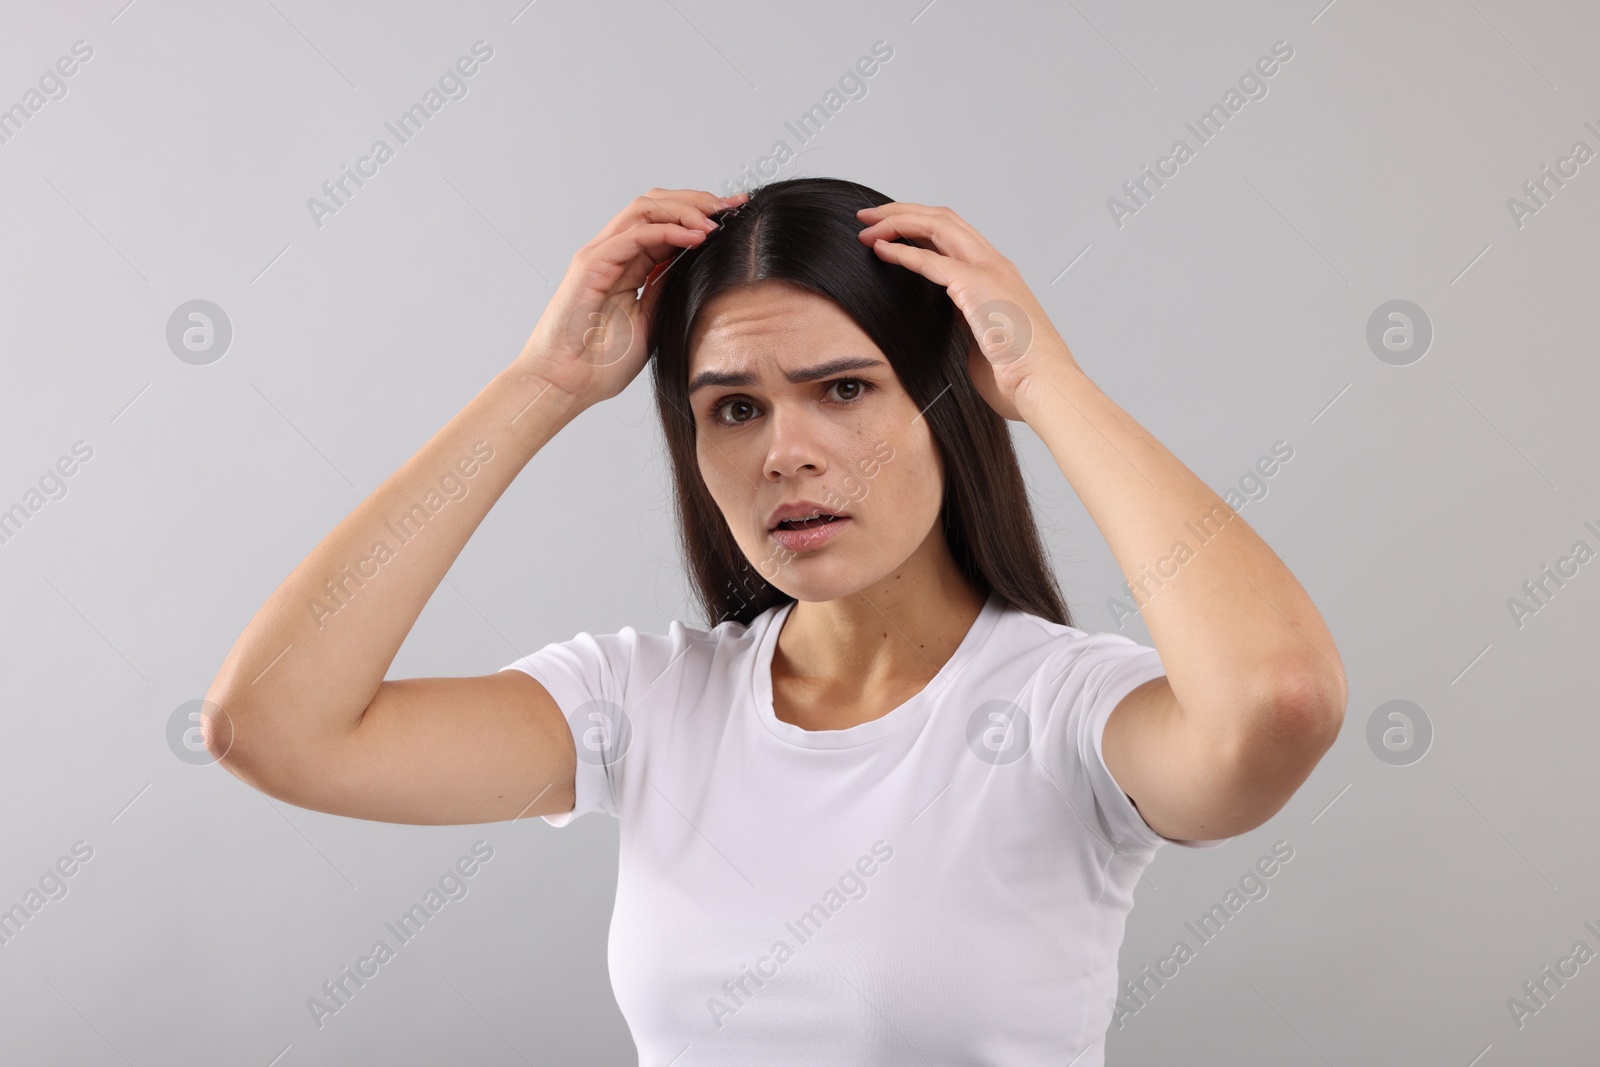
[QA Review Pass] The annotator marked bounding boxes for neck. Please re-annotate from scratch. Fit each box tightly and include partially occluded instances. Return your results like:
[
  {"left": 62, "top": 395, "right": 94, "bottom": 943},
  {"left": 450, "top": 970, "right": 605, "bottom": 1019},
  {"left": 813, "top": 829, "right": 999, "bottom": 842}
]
[{"left": 773, "top": 531, "right": 989, "bottom": 695}]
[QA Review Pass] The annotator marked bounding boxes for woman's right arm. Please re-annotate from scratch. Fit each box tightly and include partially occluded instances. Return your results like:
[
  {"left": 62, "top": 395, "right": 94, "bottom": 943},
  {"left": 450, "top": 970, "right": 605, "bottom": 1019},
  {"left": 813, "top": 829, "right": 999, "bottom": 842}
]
[{"left": 203, "top": 187, "right": 742, "bottom": 826}]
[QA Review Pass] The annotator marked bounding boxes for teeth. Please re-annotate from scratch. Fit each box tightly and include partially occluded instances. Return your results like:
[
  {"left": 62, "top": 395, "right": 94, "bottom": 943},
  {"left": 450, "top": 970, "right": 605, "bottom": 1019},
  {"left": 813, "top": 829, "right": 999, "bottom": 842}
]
[{"left": 778, "top": 511, "right": 836, "bottom": 529}]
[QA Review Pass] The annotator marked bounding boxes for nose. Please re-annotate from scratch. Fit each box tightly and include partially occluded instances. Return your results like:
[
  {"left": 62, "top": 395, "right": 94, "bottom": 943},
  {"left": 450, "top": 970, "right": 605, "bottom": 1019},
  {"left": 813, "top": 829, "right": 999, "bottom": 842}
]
[{"left": 763, "top": 401, "right": 830, "bottom": 482}]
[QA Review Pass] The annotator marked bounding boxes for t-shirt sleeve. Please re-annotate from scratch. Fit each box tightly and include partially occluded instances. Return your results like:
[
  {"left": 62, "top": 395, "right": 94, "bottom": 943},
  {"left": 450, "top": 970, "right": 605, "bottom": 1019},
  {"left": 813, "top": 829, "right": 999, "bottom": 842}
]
[
  {"left": 1045, "top": 630, "right": 1233, "bottom": 853},
  {"left": 499, "top": 627, "right": 641, "bottom": 828}
]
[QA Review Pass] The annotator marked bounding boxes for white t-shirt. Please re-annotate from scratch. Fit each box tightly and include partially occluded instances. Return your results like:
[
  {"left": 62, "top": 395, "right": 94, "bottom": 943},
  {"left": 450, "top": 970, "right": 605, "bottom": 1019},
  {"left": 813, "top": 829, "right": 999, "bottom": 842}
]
[{"left": 502, "top": 589, "right": 1230, "bottom": 1066}]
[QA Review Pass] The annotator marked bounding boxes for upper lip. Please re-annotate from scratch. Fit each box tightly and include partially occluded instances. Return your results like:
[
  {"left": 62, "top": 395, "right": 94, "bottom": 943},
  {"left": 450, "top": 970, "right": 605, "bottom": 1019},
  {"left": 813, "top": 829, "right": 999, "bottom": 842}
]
[{"left": 767, "top": 500, "right": 850, "bottom": 530}]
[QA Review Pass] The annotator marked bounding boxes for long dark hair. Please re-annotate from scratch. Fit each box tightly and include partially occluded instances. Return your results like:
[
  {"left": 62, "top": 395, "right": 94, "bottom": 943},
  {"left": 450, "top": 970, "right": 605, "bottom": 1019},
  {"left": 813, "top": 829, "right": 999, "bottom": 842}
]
[{"left": 647, "top": 176, "right": 1072, "bottom": 630}]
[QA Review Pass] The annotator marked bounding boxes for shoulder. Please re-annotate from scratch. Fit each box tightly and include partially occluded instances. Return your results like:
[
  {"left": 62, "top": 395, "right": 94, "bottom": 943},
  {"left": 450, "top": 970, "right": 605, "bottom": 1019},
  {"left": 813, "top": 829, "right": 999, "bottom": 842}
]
[
  {"left": 981, "top": 601, "right": 1163, "bottom": 722},
  {"left": 501, "top": 605, "right": 777, "bottom": 687},
  {"left": 990, "top": 599, "right": 1160, "bottom": 678},
  {"left": 615, "top": 612, "right": 765, "bottom": 677}
]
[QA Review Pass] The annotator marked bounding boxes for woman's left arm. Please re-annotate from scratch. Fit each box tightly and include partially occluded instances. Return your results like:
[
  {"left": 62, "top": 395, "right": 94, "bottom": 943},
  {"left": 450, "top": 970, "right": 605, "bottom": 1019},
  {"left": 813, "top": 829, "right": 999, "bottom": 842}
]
[{"left": 858, "top": 201, "right": 1347, "bottom": 842}]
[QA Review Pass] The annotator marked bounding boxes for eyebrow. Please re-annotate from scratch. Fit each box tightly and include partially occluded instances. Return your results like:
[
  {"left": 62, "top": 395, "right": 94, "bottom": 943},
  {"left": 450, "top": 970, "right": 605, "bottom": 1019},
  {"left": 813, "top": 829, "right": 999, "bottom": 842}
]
[{"left": 687, "top": 355, "right": 888, "bottom": 395}]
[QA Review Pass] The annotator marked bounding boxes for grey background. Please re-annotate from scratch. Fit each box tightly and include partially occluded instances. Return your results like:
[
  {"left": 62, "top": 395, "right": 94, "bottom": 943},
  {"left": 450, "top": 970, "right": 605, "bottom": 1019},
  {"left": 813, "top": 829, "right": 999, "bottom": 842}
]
[{"left": 2, "top": 0, "right": 1596, "bottom": 1063}]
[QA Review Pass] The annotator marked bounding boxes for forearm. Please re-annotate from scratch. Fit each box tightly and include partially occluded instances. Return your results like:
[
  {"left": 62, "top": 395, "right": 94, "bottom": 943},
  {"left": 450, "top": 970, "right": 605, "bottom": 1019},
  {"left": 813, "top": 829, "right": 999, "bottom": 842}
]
[
  {"left": 206, "top": 357, "right": 584, "bottom": 738},
  {"left": 1016, "top": 360, "right": 1346, "bottom": 733}
]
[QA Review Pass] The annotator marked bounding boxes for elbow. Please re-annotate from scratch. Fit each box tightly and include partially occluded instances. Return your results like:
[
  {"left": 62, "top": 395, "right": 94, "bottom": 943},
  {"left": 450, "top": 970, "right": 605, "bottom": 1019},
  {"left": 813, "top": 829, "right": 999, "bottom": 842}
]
[
  {"left": 198, "top": 689, "right": 272, "bottom": 787},
  {"left": 200, "top": 692, "right": 257, "bottom": 782},
  {"left": 1255, "top": 665, "right": 1347, "bottom": 755},
  {"left": 202, "top": 702, "right": 242, "bottom": 768}
]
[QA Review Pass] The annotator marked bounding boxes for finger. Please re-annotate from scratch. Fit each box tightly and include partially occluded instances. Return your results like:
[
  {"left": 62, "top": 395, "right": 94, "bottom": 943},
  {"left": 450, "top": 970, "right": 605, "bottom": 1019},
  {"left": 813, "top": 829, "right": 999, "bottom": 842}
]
[
  {"left": 580, "top": 222, "right": 708, "bottom": 297},
  {"left": 615, "top": 245, "right": 683, "bottom": 300},
  {"left": 858, "top": 201, "right": 984, "bottom": 245},
  {"left": 587, "top": 197, "right": 714, "bottom": 253},
  {"left": 648, "top": 186, "right": 748, "bottom": 213},
  {"left": 634, "top": 187, "right": 744, "bottom": 232},
  {"left": 857, "top": 210, "right": 989, "bottom": 263},
  {"left": 856, "top": 201, "right": 967, "bottom": 226},
  {"left": 871, "top": 237, "right": 1025, "bottom": 340},
  {"left": 607, "top": 186, "right": 750, "bottom": 290},
  {"left": 868, "top": 237, "right": 962, "bottom": 289},
  {"left": 589, "top": 188, "right": 747, "bottom": 248}
]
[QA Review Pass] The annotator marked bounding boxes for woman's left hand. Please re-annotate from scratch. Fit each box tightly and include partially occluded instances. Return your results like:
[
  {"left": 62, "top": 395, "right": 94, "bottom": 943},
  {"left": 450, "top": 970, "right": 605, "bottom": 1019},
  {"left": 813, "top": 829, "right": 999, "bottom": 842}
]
[{"left": 856, "top": 202, "right": 1079, "bottom": 422}]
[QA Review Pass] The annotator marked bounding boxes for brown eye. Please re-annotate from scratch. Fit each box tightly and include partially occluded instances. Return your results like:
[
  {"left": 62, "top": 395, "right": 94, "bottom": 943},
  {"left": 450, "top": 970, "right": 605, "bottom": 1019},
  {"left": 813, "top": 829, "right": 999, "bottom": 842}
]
[
  {"left": 829, "top": 379, "right": 871, "bottom": 403},
  {"left": 714, "top": 398, "right": 758, "bottom": 425}
]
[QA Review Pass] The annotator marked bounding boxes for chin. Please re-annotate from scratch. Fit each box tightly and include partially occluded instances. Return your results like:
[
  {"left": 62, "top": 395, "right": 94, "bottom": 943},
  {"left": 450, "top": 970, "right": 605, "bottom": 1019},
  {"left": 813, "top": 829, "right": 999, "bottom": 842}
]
[{"left": 758, "top": 556, "right": 897, "bottom": 605}]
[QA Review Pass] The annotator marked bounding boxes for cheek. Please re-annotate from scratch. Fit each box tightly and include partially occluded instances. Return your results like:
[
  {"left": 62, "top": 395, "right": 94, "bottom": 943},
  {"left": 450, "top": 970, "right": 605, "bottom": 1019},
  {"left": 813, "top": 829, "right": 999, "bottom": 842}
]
[
  {"left": 696, "top": 440, "right": 741, "bottom": 497},
  {"left": 697, "top": 440, "right": 764, "bottom": 533},
  {"left": 855, "top": 432, "right": 941, "bottom": 517}
]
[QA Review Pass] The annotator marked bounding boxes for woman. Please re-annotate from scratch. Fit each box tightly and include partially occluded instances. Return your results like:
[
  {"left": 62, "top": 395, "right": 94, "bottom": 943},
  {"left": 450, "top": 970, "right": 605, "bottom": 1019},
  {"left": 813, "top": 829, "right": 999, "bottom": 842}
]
[{"left": 206, "top": 176, "right": 1346, "bottom": 1064}]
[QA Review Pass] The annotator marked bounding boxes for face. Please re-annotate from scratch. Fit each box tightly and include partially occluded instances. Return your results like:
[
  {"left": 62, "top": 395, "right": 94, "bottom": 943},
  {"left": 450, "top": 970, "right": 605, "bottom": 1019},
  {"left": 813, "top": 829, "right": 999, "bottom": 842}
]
[{"left": 686, "top": 280, "right": 947, "bottom": 604}]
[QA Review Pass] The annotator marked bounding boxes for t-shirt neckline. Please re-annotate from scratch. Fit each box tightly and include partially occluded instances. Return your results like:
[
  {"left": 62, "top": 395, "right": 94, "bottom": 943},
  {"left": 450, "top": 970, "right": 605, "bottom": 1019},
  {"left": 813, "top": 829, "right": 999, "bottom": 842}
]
[{"left": 752, "top": 589, "right": 1004, "bottom": 749}]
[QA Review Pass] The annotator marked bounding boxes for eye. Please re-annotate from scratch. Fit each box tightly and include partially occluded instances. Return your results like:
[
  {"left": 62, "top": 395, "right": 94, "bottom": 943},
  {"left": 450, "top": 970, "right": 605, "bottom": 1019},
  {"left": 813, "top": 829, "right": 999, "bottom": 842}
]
[
  {"left": 709, "top": 396, "right": 759, "bottom": 425},
  {"left": 705, "top": 378, "right": 874, "bottom": 427},
  {"left": 827, "top": 378, "right": 874, "bottom": 403}
]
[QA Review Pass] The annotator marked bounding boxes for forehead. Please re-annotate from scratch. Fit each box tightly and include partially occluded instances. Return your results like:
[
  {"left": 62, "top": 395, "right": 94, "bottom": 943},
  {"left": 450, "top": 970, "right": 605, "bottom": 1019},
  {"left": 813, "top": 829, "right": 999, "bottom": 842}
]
[{"left": 688, "top": 280, "right": 879, "bottom": 373}]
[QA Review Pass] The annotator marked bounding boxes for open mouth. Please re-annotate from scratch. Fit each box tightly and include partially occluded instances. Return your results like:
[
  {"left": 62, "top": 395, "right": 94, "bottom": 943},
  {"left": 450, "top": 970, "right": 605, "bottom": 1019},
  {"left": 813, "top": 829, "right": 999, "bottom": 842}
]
[{"left": 774, "top": 513, "right": 844, "bottom": 531}]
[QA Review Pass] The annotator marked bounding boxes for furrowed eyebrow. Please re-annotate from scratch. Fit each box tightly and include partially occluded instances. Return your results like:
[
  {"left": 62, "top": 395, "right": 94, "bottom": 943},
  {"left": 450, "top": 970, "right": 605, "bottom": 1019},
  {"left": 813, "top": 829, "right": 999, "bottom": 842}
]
[{"left": 687, "top": 355, "right": 887, "bottom": 394}]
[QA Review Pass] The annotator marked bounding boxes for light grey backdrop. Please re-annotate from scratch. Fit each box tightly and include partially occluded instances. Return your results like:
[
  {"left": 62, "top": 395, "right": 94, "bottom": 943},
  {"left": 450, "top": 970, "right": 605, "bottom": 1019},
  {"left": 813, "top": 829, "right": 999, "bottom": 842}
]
[{"left": 2, "top": 0, "right": 1597, "bottom": 1063}]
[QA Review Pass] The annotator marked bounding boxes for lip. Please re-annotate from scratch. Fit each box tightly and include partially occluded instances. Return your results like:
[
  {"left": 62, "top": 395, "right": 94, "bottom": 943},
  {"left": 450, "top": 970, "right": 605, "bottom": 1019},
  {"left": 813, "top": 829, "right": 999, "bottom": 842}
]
[
  {"left": 766, "top": 499, "right": 851, "bottom": 531},
  {"left": 769, "top": 515, "right": 851, "bottom": 553}
]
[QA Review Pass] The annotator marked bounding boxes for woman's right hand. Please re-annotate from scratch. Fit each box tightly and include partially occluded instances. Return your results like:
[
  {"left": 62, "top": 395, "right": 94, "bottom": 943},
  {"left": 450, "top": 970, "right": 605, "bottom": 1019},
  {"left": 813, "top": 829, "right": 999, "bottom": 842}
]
[{"left": 517, "top": 187, "right": 748, "bottom": 411}]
